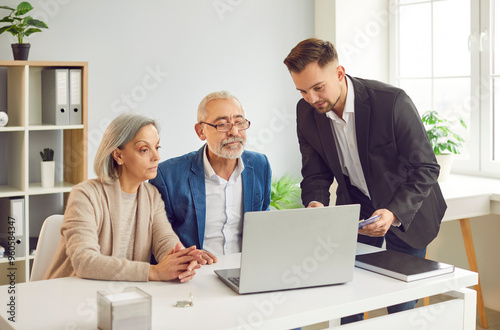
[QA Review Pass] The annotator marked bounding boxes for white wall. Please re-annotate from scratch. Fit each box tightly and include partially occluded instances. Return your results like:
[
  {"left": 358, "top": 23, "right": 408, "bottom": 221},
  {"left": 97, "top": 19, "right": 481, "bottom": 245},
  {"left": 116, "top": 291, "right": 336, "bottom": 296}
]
[
  {"left": 335, "top": 0, "right": 389, "bottom": 82},
  {"left": 0, "top": 0, "right": 314, "bottom": 180},
  {"left": 316, "top": 0, "right": 389, "bottom": 82}
]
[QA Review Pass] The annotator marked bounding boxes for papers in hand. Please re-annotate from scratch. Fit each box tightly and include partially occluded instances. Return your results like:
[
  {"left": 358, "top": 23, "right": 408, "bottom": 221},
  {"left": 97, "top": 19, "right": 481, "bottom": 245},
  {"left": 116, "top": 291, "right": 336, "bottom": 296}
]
[{"left": 355, "top": 250, "right": 455, "bottom": 282}]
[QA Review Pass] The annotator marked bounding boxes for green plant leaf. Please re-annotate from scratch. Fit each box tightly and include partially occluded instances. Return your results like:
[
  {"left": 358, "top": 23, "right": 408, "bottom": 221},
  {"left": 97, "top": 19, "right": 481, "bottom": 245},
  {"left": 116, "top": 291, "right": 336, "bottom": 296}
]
[
  {"left": 421, "top": 110, "right": 439, "bottom": 125},
  {"left": 452, "top": 133, "right": 464, "bottom": 142},
  {"left": 26, "top": 17, "right": 48, "bottom": 28},
  {"left": 0, "top": 25, "right": 12, "bottom": 34},
  {"left": 436, "top": 126, "right": 451, "bottom": 137},
  {"left": 270, "top": 174, "right": 302, "bottom": 210},
  {"left": 9, "top": 26, "right": 19, "bottom": 34},
  {"left": 25, "top": 27, "right": 41, "bottom": 36},
  {"left": 0, "top": 2, "right": 47, "bottom": 42},
  {"left": 15, "top": 2, "right": 33, "bottom": 16},
  {"left": 421, "top": 110, "right": 466, "bottom": 155}
]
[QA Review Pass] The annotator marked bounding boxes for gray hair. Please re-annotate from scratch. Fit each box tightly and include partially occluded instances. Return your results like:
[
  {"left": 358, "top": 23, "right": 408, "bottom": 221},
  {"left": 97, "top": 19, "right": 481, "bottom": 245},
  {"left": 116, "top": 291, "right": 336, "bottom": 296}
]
[
  {"left": 94, "top": 112, "right": 158, "bottom": 183},
  {"left": 197, "top": 90, "right": 244, "bottom": 122}
]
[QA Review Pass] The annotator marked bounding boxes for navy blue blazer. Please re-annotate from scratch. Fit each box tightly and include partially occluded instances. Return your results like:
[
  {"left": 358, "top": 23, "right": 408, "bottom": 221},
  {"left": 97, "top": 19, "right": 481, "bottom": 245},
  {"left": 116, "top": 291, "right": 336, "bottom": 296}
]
[{"left": 150, "top": 145, "right": 272, "bottom": 249}]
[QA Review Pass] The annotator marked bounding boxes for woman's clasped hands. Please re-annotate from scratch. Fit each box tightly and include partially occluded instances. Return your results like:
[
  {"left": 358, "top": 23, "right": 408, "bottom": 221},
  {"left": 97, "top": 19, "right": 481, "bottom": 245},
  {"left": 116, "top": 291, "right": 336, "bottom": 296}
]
[{"left": 149, "top": 242, "right": 218, "bottom": 283}]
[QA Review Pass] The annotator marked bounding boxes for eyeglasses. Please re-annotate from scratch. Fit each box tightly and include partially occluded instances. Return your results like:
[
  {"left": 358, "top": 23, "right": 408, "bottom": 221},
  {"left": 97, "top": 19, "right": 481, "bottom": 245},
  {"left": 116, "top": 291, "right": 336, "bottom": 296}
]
[{"left": 200, "top": 119, "right": 251, "bottom": 132}]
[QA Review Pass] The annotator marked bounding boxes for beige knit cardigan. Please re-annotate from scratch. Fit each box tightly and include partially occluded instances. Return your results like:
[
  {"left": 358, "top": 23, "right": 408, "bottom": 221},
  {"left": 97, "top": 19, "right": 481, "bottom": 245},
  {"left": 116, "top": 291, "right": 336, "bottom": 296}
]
[{"left": 44, "top": 178, "right": 180, "bottom": 281}]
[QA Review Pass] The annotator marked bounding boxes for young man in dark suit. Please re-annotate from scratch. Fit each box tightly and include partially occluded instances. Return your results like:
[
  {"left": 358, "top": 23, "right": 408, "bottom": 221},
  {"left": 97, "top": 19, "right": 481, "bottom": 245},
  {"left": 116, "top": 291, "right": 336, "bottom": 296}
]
[{"left": 284, "top": 38, "right": 447, "bottom": 323}]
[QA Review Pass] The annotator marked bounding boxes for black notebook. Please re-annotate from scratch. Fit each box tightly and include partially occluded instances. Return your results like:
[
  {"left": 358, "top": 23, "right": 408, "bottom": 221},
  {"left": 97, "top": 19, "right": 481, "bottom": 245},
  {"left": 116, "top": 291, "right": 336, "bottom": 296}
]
[{"left": 355, "top": 250, "right": 455, "bottom": 282}]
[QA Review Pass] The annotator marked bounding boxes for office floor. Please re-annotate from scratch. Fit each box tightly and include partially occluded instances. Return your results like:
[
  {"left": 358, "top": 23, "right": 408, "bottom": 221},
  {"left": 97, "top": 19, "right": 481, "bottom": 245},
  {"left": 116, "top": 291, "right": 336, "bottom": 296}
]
[
  {"left": 303, "top": 294, "right": 500, "bottom": 329},
  {"left": 481, "top": 307, "right": 500, "bottom": 329}
]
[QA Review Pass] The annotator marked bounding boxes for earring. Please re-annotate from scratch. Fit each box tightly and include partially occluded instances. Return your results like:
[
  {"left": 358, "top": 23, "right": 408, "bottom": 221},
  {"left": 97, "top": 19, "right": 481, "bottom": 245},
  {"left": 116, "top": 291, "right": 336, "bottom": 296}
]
[{"left": 118, "top": 161, "right": 122, "bottom": 165}]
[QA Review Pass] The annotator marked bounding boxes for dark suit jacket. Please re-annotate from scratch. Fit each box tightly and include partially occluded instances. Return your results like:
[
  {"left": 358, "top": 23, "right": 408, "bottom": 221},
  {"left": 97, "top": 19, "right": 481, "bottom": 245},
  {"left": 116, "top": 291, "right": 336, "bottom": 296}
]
[
  {"left": 149, "top": 145, "right": 272, "bottom": 249},
  {"left": 297, "top": 76, "right": 447, "bottom": 249}
]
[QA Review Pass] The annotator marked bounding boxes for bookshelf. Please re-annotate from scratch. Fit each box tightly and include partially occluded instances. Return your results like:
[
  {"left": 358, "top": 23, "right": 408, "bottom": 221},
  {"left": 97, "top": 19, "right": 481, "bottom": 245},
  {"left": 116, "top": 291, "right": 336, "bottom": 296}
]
[{"left": 0, "top": 61, "right": 88, "bottom": 284}]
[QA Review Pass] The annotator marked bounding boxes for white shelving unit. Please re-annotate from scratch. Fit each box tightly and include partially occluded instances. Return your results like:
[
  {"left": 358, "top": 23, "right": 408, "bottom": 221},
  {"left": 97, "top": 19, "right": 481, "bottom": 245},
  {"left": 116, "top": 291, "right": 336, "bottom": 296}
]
[{"left": 0, "top": 61, "right": 88, "bottom": 284}]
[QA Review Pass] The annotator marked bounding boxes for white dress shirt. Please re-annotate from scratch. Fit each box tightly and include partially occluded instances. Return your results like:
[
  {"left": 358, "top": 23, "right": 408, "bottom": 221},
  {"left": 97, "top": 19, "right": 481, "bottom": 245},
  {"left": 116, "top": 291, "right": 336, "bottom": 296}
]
[
  {"left": 326, "top": 78, "right": 401, "bottom": 226},
  {"left": 202, "top": 146, "right": 244, "bottom": 255},
  {"left": 326, "top": 77, "right": 370, "bottom": 198}
]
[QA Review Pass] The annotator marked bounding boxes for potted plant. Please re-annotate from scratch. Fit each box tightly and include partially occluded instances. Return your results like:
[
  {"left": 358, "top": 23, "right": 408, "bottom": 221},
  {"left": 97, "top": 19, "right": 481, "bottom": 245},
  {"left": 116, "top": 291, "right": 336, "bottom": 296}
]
[
  {"left": 0, "top": 1, "right": 48, "bottom": 60},
  {"left": 421, "top": 110, "right": 467, "bottom": 182},
  {"left": 40, "top": 147, "right": 55, "bottom": 188},
  {"left": 270, "top": 174, "right": 303, "bottom": 210}
]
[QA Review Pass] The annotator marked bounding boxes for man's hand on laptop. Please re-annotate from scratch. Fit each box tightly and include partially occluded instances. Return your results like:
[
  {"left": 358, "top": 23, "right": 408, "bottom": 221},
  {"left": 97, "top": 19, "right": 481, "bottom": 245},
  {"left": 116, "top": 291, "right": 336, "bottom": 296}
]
[{"left": 358, "top": 209, "right": 396, "bottom": 237}]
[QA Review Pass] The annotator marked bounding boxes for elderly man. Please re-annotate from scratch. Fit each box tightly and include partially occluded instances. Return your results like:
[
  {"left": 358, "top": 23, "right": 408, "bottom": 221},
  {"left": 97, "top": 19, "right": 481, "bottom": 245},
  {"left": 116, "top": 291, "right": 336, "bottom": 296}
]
[{"left": 150, "top": 91, "right": 271, "bottom": 262}]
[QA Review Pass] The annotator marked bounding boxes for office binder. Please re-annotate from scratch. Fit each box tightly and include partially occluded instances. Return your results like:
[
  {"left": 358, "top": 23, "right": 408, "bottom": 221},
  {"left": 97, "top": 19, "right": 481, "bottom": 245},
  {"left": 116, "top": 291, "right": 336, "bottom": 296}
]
[
  {"left": 69, "top": 68, "right": 82, "bottom": 125},
  {"left": 0, "top": 197, "right": 26, "bottom": 258},
  {"left": 42, "top": 69, "right": 70, "bottom": 125}
]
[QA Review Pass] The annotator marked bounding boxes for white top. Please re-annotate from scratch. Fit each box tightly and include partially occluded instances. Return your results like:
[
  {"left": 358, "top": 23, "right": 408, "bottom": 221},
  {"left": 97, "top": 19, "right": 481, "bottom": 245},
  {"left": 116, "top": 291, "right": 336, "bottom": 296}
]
[
  {"left": 202, "top": 146, "right": 244, "bottom": 255},
  {"left": 116, "top": 191, "right": 137, "bottom": 259},
  {"left": 326, "top": 76, "right": 370, "bottom": 198}
]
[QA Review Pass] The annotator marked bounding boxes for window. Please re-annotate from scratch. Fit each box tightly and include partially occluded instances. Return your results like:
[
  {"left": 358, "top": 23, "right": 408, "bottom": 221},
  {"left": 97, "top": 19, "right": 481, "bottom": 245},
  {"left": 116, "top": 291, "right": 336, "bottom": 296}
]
[
  {"left": 391, "top": 0, "right": 499, "bottom": 177},
  {"left": 491, "top": 0, "right": 500, "bottom": 162}
]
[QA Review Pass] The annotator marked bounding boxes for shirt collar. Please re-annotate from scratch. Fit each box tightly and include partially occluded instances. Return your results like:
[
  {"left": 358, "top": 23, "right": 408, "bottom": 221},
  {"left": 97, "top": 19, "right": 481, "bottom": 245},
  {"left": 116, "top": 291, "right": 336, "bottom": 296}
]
[
  {"left": 203, "top": 145, "right": 244, "bottom": 183},
  {"left": 325, "top": 76, "right": 355, "bottom": 123}
]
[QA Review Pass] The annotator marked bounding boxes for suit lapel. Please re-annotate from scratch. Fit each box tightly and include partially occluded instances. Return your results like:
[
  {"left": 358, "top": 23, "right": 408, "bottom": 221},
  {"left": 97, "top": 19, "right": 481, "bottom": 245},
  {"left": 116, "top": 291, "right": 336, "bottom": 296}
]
[
  {"left": 241, "top": 153, "right": 253, "bottom": 213},
  {"left": 350, "top": 77, "right": 371, "bottom": 187},
  {"left": 189, "top": 147, "right": 206, "bottom": 248}
]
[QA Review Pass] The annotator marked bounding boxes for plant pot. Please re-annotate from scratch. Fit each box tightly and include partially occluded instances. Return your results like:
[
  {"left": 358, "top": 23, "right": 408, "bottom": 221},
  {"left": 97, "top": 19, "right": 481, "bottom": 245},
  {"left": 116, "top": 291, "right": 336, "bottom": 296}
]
[
  {"left": 41, "top": 161, "right": 55, "bottom": 188},
  {"left": 435, "top": 154, "right": 454, "bottom": 182},
  {"left": 11, "top": 43, "right": 31, "bottom": 61}
]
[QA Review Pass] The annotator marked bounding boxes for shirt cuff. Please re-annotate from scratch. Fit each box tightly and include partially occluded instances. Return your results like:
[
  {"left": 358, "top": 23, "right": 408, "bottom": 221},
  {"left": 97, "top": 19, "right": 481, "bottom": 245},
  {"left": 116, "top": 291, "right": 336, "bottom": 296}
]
[{"left": 392, "top": 219, "right": 402, "bottom": 227}]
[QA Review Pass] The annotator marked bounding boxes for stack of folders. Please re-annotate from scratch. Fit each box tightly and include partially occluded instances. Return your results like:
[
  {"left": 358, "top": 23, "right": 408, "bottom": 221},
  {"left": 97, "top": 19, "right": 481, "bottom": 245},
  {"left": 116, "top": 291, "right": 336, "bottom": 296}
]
[
  {"left": 355, "top": 249, "right": 455, "bottom": 282},
  {"left": 0, "top": 197, "right": 25, "bottom": 257},
  {"left": 97, "top": 287, "right": 151, "bottom": 330},
  {"left": 41, "top": 68, "right": 82, "bottom": 125}
]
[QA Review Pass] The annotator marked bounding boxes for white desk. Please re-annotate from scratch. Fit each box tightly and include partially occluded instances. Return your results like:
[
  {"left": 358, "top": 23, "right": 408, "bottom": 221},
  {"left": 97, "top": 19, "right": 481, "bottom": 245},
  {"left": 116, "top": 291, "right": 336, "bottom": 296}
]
[
  {"left": 437, "top": 174, "right": 500, "bottom": 328},
  {"left": 0, "top": 244, "right": 478, "bottom": 330},
  {"left": 439, "top": 174, "right": 500, "bottom": 222}
]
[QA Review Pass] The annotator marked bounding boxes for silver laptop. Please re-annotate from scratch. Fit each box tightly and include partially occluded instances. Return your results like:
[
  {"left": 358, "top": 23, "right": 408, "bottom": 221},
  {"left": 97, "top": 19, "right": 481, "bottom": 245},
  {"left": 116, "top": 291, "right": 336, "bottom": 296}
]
[{"left": 214, "top": 204, "right": 360, "bottom": 294}]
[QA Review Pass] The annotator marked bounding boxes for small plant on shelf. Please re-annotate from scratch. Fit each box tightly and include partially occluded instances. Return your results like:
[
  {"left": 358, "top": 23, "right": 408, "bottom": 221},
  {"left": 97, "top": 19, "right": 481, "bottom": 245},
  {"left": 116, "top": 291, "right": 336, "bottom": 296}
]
[
  {"left": 0, "top": 1, "right": 48, "bottom": 43},
  {"left": 40, "top": 148, "right": 54, "bottom": 162},
  {"left": 0, "top": 1, "right": 49, "bottom": 60}
]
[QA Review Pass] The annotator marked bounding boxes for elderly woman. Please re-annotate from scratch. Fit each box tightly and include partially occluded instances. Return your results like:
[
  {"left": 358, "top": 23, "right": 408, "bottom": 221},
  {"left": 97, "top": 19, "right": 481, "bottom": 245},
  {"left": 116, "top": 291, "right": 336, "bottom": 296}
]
[{"left": 45, "top": 113, "right": 204, "bottom": 282}]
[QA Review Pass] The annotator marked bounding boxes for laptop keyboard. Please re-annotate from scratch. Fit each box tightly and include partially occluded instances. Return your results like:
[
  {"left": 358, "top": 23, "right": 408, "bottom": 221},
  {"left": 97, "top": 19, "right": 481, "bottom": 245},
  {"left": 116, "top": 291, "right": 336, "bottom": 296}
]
[{"left": 228, "top": 276, "right": 240, "bottom": 287}]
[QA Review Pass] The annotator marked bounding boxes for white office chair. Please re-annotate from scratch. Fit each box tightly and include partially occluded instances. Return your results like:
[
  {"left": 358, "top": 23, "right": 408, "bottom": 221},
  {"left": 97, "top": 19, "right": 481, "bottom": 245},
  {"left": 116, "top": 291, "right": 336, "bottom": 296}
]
[{"left": 30, "top": 214, "right": 64, "bottom": 281}]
